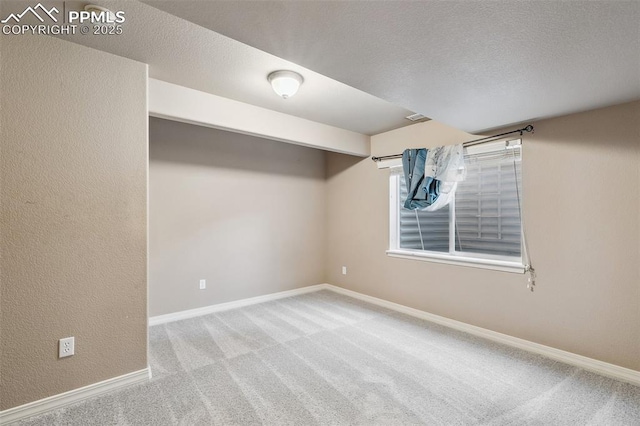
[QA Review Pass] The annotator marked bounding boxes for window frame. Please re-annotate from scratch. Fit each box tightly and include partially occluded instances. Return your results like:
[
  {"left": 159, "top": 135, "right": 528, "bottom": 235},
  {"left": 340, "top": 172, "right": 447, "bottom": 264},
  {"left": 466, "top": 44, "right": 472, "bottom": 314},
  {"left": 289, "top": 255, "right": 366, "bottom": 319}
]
[{"left": 386, "top": 139, "right": 525, "bottom": 274}]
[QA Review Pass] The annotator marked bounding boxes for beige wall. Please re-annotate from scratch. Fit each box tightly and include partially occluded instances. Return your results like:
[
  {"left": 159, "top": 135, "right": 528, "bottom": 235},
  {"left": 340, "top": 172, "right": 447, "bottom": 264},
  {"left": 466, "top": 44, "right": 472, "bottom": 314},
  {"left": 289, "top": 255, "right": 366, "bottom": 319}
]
[
  {"left": 326, "top": 101, "right": 640, "bottom": 371},
  {"left": 0, "top": 36, "right": 148, "bottom": 410},
  {"left": 149, "top": 118, "right": 326, "bottom": 316}
]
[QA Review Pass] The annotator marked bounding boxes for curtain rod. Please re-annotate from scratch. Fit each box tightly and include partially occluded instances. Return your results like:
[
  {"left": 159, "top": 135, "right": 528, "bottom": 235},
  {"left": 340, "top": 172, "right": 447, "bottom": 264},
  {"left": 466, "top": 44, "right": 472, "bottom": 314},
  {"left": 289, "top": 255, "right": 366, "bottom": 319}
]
[{"left": 370, "top": 125, "right": 534, "bottom": 162}]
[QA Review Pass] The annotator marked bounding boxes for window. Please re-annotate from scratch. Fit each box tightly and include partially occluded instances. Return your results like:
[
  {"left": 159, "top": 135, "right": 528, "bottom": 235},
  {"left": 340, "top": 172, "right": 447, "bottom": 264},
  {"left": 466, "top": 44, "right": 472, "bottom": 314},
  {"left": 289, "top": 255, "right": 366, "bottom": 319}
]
[{"left": 388, "top": 139, "right": 524, "bottom": 273}]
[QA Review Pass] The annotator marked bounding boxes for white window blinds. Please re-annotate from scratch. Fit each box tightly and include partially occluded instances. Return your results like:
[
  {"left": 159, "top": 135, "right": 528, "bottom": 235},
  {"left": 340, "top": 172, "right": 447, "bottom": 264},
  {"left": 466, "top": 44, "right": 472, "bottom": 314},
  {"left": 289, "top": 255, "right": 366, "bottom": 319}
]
[
  {"left": 395, "top": 140, "right": 522, "bottom": 260},
  {"left": 455, "top": 143, "right": 522, "bottom": 257},
  {"left": 398, "top": 181, "right": 450, "bottom": 252}
]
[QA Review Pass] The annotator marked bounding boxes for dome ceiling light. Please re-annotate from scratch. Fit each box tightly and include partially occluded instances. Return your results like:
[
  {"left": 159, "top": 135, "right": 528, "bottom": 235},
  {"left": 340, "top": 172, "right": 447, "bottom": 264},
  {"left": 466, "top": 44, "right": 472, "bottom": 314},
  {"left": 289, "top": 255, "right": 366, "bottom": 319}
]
[{"left": 267, "top": 70, "right": 304, "bottom": 99}]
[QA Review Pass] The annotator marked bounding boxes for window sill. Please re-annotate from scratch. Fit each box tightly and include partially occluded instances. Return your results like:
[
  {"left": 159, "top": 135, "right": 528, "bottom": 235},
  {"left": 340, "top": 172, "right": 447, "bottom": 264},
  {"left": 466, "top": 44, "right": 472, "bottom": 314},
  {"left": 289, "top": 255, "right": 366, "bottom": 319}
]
[{"left": 386, "top": 249, "right": 525, "bottom": 273}]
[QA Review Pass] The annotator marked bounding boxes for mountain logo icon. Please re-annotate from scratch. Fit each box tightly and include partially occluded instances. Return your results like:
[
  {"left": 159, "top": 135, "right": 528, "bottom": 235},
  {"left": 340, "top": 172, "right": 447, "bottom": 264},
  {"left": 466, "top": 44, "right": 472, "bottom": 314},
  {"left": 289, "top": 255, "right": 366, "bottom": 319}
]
[{"left": 1, "top": 3, "right": 59, "bottom": 24}]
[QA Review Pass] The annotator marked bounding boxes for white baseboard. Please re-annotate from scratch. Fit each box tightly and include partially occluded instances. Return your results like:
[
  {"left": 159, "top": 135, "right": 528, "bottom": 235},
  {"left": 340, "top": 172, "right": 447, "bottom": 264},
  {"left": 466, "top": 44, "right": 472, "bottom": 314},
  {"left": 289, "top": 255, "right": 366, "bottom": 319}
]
[
  {"left": 0, "top": 367, "right": 150, "bottom": 425},
  {"left": 149, "top": 284, "right": 327, "bottom": 326},
  {"left": 322, "top": 284, "right": 640, "bottom": 387}
]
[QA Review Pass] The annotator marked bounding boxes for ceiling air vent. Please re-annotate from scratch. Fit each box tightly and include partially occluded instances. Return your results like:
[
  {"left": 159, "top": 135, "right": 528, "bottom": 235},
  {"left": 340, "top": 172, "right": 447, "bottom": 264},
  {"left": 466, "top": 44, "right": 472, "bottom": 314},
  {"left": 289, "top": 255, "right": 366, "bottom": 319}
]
[{"left": 405, "top": 113, "right": 429, "bottom": 122}]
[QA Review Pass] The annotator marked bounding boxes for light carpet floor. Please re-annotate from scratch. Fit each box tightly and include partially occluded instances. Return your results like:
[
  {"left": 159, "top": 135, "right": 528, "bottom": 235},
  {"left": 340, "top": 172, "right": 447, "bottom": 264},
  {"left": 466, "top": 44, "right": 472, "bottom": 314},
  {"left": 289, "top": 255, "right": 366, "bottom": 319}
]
[{"left": 16, "top": 290, "right": 640, "bottom": 425}]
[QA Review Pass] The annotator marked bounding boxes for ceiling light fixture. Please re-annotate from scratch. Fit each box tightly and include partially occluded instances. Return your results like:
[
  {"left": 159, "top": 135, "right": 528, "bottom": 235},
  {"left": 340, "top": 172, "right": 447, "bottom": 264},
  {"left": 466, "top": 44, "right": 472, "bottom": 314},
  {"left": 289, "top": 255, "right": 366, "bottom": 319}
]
[
  {"left": 268, "top": 70, "right": 304, "bottom": 99},
  {"left": 84, "top": 4, "right": 116, "bottom": 22}
]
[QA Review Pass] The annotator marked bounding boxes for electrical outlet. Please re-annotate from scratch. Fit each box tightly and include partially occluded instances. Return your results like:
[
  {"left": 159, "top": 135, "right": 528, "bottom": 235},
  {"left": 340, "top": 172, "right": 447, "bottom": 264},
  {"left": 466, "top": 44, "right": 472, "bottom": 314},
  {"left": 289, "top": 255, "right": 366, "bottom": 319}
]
[
  {"left": 59, "top": 337, "right": 74, "bottom": 358},
  {"left": 199, "top": 279, "right": 206, "bottom": 290},
  {"left": 342, "top": 266, "right": 347, "bottom": 275}
]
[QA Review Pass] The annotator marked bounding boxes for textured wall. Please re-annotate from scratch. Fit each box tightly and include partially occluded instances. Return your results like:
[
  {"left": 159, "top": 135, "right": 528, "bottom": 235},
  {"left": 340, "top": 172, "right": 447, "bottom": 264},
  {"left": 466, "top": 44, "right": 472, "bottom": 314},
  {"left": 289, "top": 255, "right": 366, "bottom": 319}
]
[
  {"left": 326, "top": 101, "right": 640, "bottom": 371},
  {"left": 0, "top": 36, "right": 148, "bottom": 410},
  {"left": 149, "top": 118, "right": 326, "bottom": 316}
]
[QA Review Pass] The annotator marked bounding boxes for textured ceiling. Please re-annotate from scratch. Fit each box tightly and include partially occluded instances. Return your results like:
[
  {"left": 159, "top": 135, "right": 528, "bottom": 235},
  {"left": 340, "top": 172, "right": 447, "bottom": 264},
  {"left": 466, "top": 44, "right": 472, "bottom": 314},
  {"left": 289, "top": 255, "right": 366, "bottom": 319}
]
[
  {"left": 143, "top": 0, "right": 640, "bottom": 133},
  {"left": 54, "top": 1, "right": 414, "bottom": 135}
]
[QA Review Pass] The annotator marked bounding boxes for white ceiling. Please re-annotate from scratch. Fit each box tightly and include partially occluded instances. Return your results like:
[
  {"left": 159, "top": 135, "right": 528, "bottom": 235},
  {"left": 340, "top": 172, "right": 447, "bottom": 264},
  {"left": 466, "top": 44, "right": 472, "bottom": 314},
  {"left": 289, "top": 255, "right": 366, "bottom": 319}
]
[
  {"left": 54, "top": 1, "right": 415, "bottom": 135},
  {"left": 142, "top": 0, "right": 640, "bottom": 133}
]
